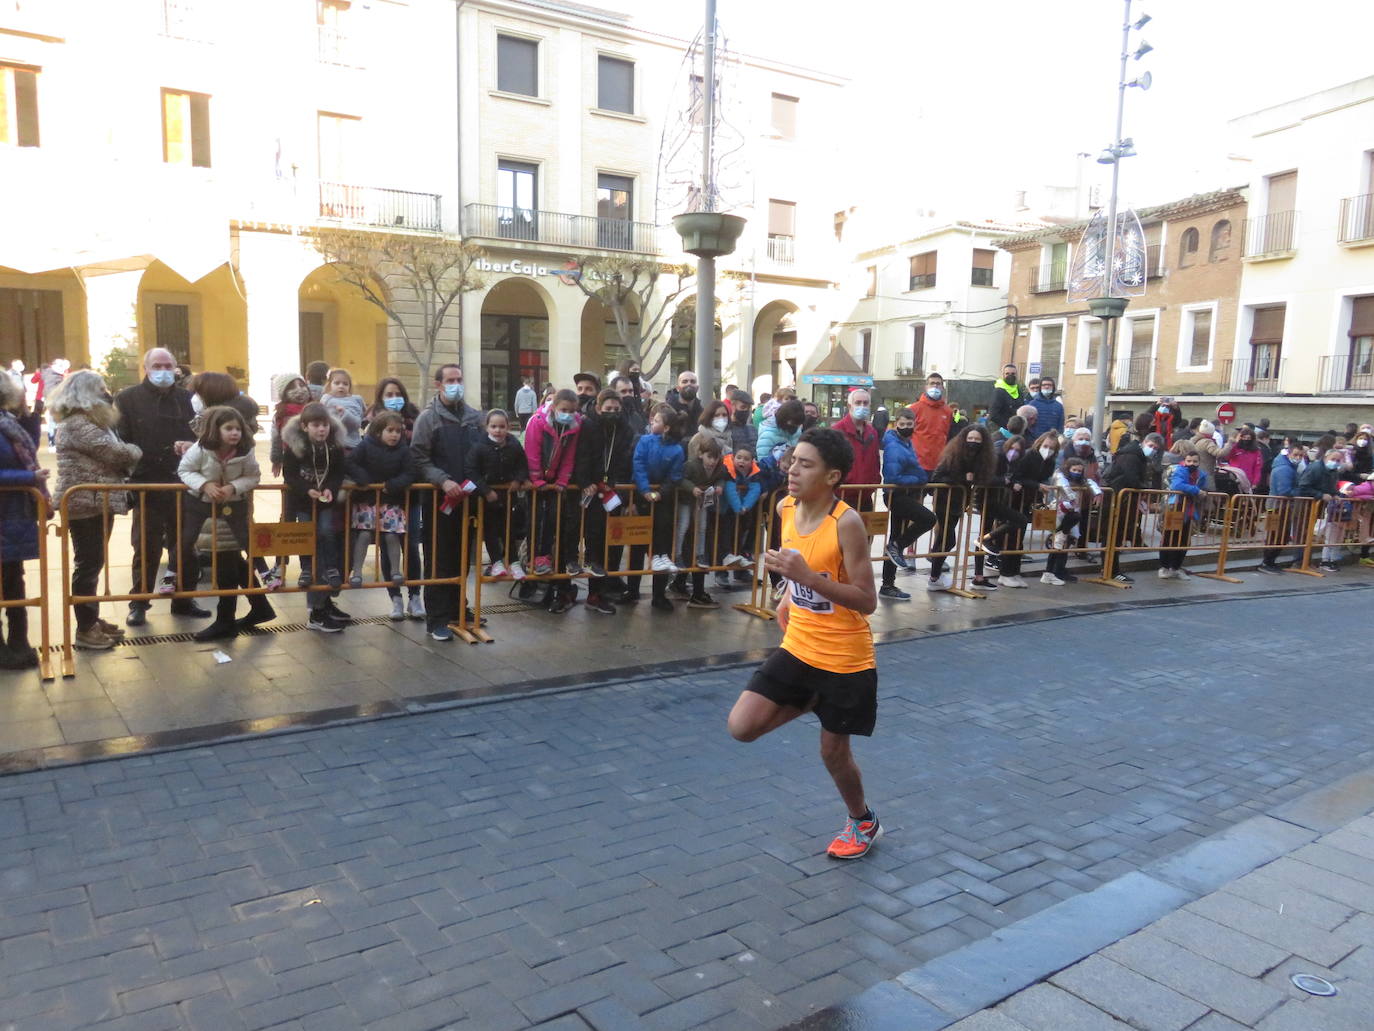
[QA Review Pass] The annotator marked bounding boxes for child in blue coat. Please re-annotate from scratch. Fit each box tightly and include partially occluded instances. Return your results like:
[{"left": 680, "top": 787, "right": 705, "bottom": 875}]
[
  {"left": 630, "top": 404, "right": 687, "bottom": 610},
  {"left": 720, "top": 444, "right": 762, "bottom": 574}
]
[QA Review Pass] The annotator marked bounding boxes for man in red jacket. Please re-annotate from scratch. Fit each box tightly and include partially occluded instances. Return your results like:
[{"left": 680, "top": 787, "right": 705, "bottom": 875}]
[
  {"left": 832, "top": 387, "right": 882, "bottom": 512},
  {"left": 908, "top": 372, "right": 954, "bottom": 474}
]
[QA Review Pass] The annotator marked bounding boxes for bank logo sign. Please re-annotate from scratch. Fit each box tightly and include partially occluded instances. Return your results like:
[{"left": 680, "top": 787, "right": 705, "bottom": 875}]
[{"left": 475, "top": 257, "right": 587, "bottom": 287}]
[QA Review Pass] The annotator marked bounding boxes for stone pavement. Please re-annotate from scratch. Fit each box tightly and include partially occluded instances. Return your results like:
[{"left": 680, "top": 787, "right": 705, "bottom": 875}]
[
  {"left": 3, "top": 589, "right": 1374, "bottom": 1030},
  {"left": 939, "top": 809, "right": 1374, "bottom": 1031}
]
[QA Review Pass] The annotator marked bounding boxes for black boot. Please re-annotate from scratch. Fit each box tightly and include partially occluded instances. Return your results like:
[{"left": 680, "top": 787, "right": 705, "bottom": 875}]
[
  {"left": 235, "top": 596, "right": 275, "bottom": 630},
  {"left": 192, "top": 619, "right": 237, "bottom": 642}
]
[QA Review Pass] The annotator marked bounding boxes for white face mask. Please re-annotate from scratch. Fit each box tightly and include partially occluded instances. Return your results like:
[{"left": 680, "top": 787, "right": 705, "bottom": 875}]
[
  {"left": 191, "top": 394, "right": 205, "bottom": 415},
  {"left": 1039, "top": 446, "right": 1054, "bottom": 460},
  {"left": 1142, "top": 445, "right": 1156, "bottom": 458},
  {"left": 712, "top": 416, "right": 729, "bottom": 433}
]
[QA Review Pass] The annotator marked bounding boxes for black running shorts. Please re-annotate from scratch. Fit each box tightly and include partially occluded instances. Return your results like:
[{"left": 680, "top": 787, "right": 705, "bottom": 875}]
[{"left": 746, "top": 648, "right": 877, "bottom": 737}]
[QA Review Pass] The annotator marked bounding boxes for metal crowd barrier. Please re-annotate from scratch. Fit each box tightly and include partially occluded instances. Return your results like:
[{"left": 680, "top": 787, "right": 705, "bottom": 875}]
[
  {"left": 0, "top": 486, "right": 54, "bottom": 680},
  {"left": 1099, "top": 487, "right": 1234, "bottom": 580},
  {"left": 56, "top": 482, "right": 476, "bottom": 672},
  {"left": 1190, "top": 493, "right": 1322, "bottom": 582},
  {"left": 965, "top": 483, "right": 1122, "bottom": 593}
]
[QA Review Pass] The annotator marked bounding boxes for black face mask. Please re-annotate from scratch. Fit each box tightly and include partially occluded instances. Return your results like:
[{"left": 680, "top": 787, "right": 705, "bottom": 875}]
[
  {"left": 896, "top": 426, "right": 914, "bottom": 439},
  {"left": 620, "top": 396, "right": 641, "bottom": 415},
  {"left": 600, "top": 412, "right": 620, "bottom": 426},
  {"left": 732, "top": 410, "right": 750, "bottom": 424},
  {"left": 803, "top": 416, "right": 818, "bottom": 429},
  {"left": 679, "top": 386, "right": 698, "bottom": 401},
  {"left": 1004, "top": 374, "right": 1017, "bottom": 384}
]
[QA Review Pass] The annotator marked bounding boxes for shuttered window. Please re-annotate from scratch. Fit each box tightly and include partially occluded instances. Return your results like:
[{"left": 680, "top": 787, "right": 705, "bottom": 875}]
[
  {"left": 1189, "top": 310, "right": 1212, "bottom": 367},
  {"left": 1349, "top": 296, "right": 1374, "bottom": 338},
  {"left": 497, "top": 35, "right": 538, "bottom": 96},
  {"left": 597, "top": 56, "right": 633, "bottom": 113},
  {"left": 909, "top": 251, "right": 936, "bottom": 289},
  {"left": 972, "top": 248, "right": 995, "bottom": 287},
  {"left": 162, "top": 89, "right": 211, "bottom": 167},
  {"left": 771, "top": 93, "right": 798, "bottom": 138},
  {"left": 768, "top": 199, "right": 796, "bottom": 236},
  {"left": 0, "top": 64, "right": 39, "bottom": 147},
  {"left": 1250, "top": 306, "right": 1285, "bottom": 344}
]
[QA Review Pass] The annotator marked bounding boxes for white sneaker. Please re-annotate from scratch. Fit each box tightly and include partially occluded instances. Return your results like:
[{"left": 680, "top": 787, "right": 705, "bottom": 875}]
[
  {"left": 721, "top": 553, "right": 743, "bottom": 568},
  {"left": 407, "top": 594, "right": 426, "bottom": 620},
  {"left": 733, "top": 554, "right": 753, "bottom": 569},
  {"left": 508, "top": 562, "right": 526, "bottom": 581},
  {"left": 389, "top": 596, "right": 406, "bottom": 621},
  {"left": 926, "top": 571, "right": 953, "bottom": 592},
  {"left": 156, "top": 573, "right": 176, "bottom": 596},
  {"left": 999, "top": 575, "right": 1027, "bottom": 588},
  {"left": 1175, "top": 568, "right": 1191, "bottom": 580},
  {"left": 1157, "top": 567, "right": 1172, "bottom": 579},
  {"left": 651, "top": 554, "right": 671, "bottom": 573},
  {"left": 1041, "top": 572, "right": 1066, "bottom": 586},
  {"left": 488, "top": 560, "right": 508, "bottom": 579}
]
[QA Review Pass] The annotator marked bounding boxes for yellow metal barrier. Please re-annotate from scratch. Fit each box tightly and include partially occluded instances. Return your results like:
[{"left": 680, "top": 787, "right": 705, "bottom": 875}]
[
  {"left": 970, "top": 483, "right": 1123, "bottom": 591},
  {"left": 1098, "top": 487, "right": 1233, "bottom": 581},
  {"left": 0, "top": 486, "right": 54, "bottom": 680}
]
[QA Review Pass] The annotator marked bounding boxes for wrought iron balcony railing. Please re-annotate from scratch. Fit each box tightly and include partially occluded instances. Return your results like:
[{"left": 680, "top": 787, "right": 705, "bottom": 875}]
[
  {"left": 462, "top": 203, "right": 659, "bottom": 252},
  {"left": 1221, "top": 356, "right": 1286, "bottom": 393},
  {"left": 1112, "top": 355, "right": 1153, "bottom": 393},
  {"left": 318, "top": 182, "right": 442, "bottom": 233},
  {"left": 1317, "top": 353, "right": 1374, "bottom": 393},
  {"left": 1242, "top": 210, "right": 1298, "bottom": 258},
  {"left": 1338, "top": 194, "right": 1374, "bottom": 244},
  {"left": 1032, "top": 263, "right": 1066, "bottom": 293},
  {"left": 766, "top": 235, "right": 795, "bottom": 264}
]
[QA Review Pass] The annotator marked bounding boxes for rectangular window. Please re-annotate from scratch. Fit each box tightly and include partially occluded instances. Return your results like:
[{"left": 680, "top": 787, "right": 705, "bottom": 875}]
[
  {"left": 910, "top": 323, "right": 926, "bottom": 372},
  {"left": 771, "top": 92, "right": 798, "bottom": 139},
  {"left": 1082, "top": 319, "right": 1103, "bottom": 373},
  {"left": 0, "top": 64, "right": 39, "bottom": 147},
  {"left": 768, "top": 199, "right": 796, "bottom": 237},
  {"left": 1188, "top": 309, "right": 1212, "bottom": 368},
  {"left": 497, "top": 159, "right": 538, "bottom": 240},
  {"left": 971, "top": 248, "right": 995, "bottom": 287},
  {"left": 909, "top": 251, "right": 936, "bottom": 290},
  {"left": 155, "top": 303, "right": 192, "bottom": 364},
  {"left": 597, "top": 55, "right": 633, "bottom": 114},
  {"left": 856, "top": 329, "right": 872, "bottom": 372},
  {"left": 316, "top": 111, "right": 360, "bottom": 181},
  {"left": 162, "top": 88, "right": 211, "bottom": 167},
  {"left": 1037, "top": 324, "right": 1063, "bottom": 383},
  {"left": 497, "top": 34, "right": 538, "bottom": 96},
  {"left": 1249, "top": 305, "right": 1285, "bottom": 388},
  {"left": 865, "top": 265, "right": 877, "bottom": 299},
  {"left": 596, "top": 173, "right": 633, "bottom": 249},
  {"left": 1349, "top": 295, "right": 1374, "bottom": 390}
]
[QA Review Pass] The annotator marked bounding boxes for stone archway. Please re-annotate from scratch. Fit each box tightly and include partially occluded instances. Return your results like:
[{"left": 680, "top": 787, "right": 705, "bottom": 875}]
[
  {"left": 136, "top": 261, "right": 247, "bottom": 385},
  {"left": 298, "top": 263, "right": 390, "bottom": 399},
  {"left": 480, "top": 277, "right": 556, "bottom": 409},
  {"left": 579, "top": 292, "right": 642, "bottom": 383},
  {"left": 751, "top": 299, "right": 800, "bottom": 398}
]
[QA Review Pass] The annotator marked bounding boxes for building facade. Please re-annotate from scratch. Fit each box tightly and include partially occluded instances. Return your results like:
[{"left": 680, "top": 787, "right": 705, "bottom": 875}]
[
  {"left": 997, "top": 188, "right": 1249, "bottom": 429},
  {"left": 834, "top": 221, "right": 1029, "bottom": 420},
  {"left": 1226, "top": 75, "right": 1374, "bottom": 430},
  {"left": 0, "top": 0, "right": 846, "bottom": 410}
]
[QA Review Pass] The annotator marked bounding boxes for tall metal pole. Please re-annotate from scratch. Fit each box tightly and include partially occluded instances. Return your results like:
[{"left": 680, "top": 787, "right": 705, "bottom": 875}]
[
  {"left": 1090, "top": 0, "right": 1133, "bottom": 454},
  {"left": 693, "top": 0, "right": 718, "bottom": 400}
]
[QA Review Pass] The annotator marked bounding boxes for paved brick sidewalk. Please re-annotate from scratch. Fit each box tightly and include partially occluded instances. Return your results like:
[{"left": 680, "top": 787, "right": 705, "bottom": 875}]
[
  {"left": 948, "top": 811, "right": 1374, "bottom": 1030},
  {"left": 3, "top": 590, "right": 1374, "bottom": 1030}
]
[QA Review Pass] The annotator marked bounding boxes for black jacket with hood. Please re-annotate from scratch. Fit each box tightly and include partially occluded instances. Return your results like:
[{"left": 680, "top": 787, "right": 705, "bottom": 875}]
[{"left": 281, "top": 413, "right": 347, "bottom": 507}]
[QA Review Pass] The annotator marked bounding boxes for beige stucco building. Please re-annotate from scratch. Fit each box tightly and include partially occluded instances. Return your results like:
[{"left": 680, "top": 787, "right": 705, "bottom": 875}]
[{"left": 0, "top": 0, "right": 847, "bottom": 410}]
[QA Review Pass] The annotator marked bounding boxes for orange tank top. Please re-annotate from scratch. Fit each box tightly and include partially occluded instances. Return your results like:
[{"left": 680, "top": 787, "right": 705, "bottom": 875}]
[{"left": 778, "top": 496, "right": 875, "bottom": 673}]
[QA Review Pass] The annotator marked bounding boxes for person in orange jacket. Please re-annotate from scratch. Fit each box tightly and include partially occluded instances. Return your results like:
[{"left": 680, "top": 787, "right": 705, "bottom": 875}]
[{"left": 908, "top": 372, "right": 955, "bottom": 474}]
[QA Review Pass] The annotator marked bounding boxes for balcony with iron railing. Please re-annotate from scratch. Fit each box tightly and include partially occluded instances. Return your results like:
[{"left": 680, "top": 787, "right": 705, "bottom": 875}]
[
  {"left": 1221, "top": 356, "right": 1286, "bottom": 393},
  {"left": 1338, "top": 194, "right": 1374, "bottom": 245},
  {"left": 462, "top": 204, "right": 659, "bottom": 253},
  {"left": 908, "top": 273, "right": 936, "bottom": 291},
  {"left": 1032, "top": 263, "right": 1067, "bottom": 293},
  {"left": 1111, "top": 355, "right": 1153, "bottom": 393},
  {"left": 317, "top": 25, "right": 363, "bottom": 67},
  {"left": 1317, "top": 353, "right": 1374, "bottom": 393},
  {"left": 766, "top": 234, "right": 795, "bottom": 265},
  {"left": 318, "top": 182, "right": 442, "bottom": 233},
  {"left": 1242, "top": 210, "right": 1298, "bottom": 259},
  {"left": 892, "top": 352, "right": 921, "bottom": 377}
]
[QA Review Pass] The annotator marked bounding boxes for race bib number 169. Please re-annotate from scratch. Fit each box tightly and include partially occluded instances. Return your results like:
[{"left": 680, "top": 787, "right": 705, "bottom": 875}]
[{"left": 789, "top": 574, "right": 833, "bottom": 613}]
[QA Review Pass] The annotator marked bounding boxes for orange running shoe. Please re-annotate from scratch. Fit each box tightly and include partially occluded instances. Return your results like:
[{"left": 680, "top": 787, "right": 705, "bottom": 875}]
[{"left": 827, "top": 811, "right": 882, "bottom": 860}]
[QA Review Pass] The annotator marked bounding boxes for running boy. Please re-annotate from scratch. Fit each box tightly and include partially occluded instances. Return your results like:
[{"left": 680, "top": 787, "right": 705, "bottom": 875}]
[{"left": 726, "top": 428, "right": 882, "bottom": 859}]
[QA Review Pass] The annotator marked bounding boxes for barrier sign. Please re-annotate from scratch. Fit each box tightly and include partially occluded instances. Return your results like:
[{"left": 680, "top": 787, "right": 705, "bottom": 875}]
[
  {"left": 607, "top": 515, "right": 653, "bottom": 547},
  {"left": 861, "top": 511, "right": 889, "bottom": 537},
  {"left": 249, "top": 521, "right": 317, "bottom": 558}
]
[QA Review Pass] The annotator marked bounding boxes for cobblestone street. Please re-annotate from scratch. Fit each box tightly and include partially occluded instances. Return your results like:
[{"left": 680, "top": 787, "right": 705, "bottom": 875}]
[{"left": 0, "top": 587, "right": 1371, "bottom": 1029}]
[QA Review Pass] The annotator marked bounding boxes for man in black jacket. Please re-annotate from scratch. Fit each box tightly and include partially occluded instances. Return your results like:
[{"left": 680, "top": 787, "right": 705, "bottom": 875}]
[
  {"left": 726, "top": 389, "right": 758, "bottom": 454},
  {"left": 666, "top": 370, "right": 703, "bottom": 425},
  {"left": 575, "top": 389, "right": 635, "bottom": 611},
  {"left": 410, "top": 363, "right": 483, "bottom": 640},
  {"left": 987, "top": 363, "right": 1024, "bottom": 430},
  {"left": 116, "top": 348, "right": 209, "bottom": 626},
  {"left": 1102, "top": 431, "right": 1164, "bottom": 583}
]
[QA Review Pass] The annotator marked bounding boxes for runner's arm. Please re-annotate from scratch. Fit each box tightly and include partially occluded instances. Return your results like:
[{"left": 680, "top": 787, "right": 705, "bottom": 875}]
[{"left": 764, "top": 509, "right": 877, "bottom": 615}]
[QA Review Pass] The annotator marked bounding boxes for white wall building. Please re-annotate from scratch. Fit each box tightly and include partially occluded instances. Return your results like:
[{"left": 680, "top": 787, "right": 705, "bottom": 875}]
[
  {"left": 1228, "top": 75, "right": 1374, "bottom": 422},
  {"left": 829, "top": 220, "right": 1035, "bottom": 418},
  {"left": 0, "top": 0, "right": 847, "bottom": 409}
]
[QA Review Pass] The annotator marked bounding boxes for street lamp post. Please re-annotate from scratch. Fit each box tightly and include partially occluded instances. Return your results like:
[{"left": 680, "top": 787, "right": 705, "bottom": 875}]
[{"left": 1089, "top": 0, "right": 1151, "bottom": 454}]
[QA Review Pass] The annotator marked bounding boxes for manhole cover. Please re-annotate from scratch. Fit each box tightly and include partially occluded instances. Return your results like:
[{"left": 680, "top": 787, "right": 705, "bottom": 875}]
[{"left": 1290, "top": 973, "right": 1337, "bottom": 997}]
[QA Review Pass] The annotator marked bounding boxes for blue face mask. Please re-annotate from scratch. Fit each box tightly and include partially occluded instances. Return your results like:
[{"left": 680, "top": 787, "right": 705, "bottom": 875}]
[
  {"left": 926, "top": 387, "right": 942, "bottom": 401},
  {"left": 554, "top": 410, "right": 574, "bottom": 426},
  {"left": 383, "top": 396, "right": 406, "bottom": 412},
  {"left": 443, "top": 382, "right": 464, "bottom": 403},
  {"left": 852, "top": 406, "right": 870, "bottom": 422},
  {"left": 148, "top": 369, "right": 175, "bottom": 388},
  {"left": 1325, "top": 460, "right": 1339, "bottom": 470},
  {"left": 1142, "top": 445, "right": 1156, "bottom": 458}
]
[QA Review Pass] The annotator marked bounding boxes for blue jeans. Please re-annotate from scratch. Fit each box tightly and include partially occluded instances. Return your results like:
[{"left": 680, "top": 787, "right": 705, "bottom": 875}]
[{"left": 294, "top": 506, "right": 342, "bottom": 610}]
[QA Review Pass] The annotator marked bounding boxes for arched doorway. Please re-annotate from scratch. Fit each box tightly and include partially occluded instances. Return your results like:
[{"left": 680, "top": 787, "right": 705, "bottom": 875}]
[
  {"left": 298, "top": 264, "right": 389, "bottom": 396},
  {"left": 481, "top": 278, "right": 553, "bottom": 410},
  {"left": 658, "top": 297, "right": 722, "bottom": 389},
  {"left": 580, "top": 293, "right": 640, "bottom": 381},
  {"left": 752, "top": 299, "right": 800, "bottom": 397},
  {"left": 137, "top": 261, "right": 247, "bottom": 384}
]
